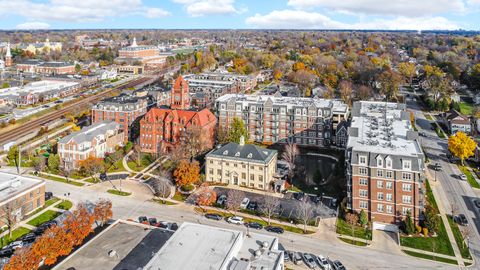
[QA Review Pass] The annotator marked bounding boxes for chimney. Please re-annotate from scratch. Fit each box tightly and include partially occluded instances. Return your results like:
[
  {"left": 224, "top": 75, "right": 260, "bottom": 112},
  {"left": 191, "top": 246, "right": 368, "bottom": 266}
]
[{"left": 239, "top": 136, "right": 245, "bottom": 146}]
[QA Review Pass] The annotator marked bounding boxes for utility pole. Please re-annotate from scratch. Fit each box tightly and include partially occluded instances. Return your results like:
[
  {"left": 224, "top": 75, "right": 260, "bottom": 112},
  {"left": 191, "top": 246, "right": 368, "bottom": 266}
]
[{"left": 17, "top": 145, "right": 21, "bottom": 175}]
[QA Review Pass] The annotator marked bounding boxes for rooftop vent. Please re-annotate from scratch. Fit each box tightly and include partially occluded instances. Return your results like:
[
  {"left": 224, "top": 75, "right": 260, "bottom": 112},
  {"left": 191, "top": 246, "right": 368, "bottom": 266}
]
[
  {"left": 223, "top": 150, "right": 228, "bottom": 155},
  {"left": 247, "top": 153, "right": 253, "bottom": 158}
]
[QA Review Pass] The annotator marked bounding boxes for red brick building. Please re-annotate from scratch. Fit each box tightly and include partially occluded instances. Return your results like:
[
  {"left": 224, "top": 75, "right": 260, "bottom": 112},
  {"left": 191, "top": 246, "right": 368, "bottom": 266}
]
[
  {"left": 170, "top": 76, "right": 190, "bottom": 110},
  {"left": 91, "top": 94, "right": 148, "bottom": 142},
  {"left": 140, "top": 107, "right": 217, "bottom": 155}
]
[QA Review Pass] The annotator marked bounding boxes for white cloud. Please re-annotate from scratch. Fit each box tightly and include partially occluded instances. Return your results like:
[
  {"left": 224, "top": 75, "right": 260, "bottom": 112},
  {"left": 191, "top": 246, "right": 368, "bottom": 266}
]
[
  {"left": 0, "top": 0, "right": 169, "bottom": 23},
  {"left": 245, "top": 10, "right": 459, "bottom": 30},
  {"left": 173, "top": 0, "right": 241, "bottom": 17},
  {"left": 287, "top": 0, "right": 466, "bottom": 17},
  {"left": 16, "top": 21, "right": 50, "bottom": 30}
]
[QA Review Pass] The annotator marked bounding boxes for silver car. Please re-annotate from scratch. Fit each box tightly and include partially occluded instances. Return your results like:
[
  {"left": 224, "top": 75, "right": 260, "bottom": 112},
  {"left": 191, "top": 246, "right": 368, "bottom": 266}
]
[
  {"left": 316, "top": 255, "right": 331, "bottom": 270},
  {"left": 302, "top": 253, "right": 317, "bottom": 268}
]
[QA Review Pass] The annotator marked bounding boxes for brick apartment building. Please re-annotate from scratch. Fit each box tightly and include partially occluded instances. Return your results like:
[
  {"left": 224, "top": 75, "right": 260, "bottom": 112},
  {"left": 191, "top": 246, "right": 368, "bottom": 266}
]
[
  {"left": 115, "top": 38, "right": 166, "bottom": 68},
  {"left": 140, "top": 107, "right": 216, "bottom": 155},
  {"left": 92, "top": 94, "right": 149, "bottom": 141},
  {"left": 17, "top": 60, "right": 75, "bottom": 75},
  {"left": 58, "top": 121, "right": 124, "bottom": 169},
  {"left": 0, "top": 172, "right": 45, "bottom": 228},
  {"left": 170, "top": 76, "right": 190, "bottom": 110},
  {"left": 346, "top": 101, "right": 425, "bottom": 229},
  {"left": 215, "top": 94, "right": 349, "bottom": 147}
]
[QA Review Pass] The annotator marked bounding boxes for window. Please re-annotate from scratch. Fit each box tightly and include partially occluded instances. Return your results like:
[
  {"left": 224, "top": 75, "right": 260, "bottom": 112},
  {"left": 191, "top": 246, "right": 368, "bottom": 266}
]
[
  {"left": 241, "top": 173, "right": 246, "bottom": 179},
  {"left": 377, "top": 192, "right": 384, "bottom": 200},
  {"left": 359, "top": 156, "right": 367, "bottom": 165},
  {"left": 402, "top": 207, "right": 412, "bottom": 215},
  {"left": 359, "top": 190, "right": 368, "bottom": 197},
  {"left": 377, "top": 170, "right": 383, "bottom": 178},
  {"left": 250, "top": 174, "right": 255, "bottom": 181},
  {"left": 377, "top": 157, "right": 383, "bottom": 167},
  {"left": 403, "top": 160, "right": 411, "bottom": 170},
  {"left": 217, "top": 169, "right": 221, "bottom": 175},
  {"left": 386, "top": 181, "right": 393, "bottom": 189},
  {"left": 359, "top": 201, "right": 368, "bottom": 209},
  {"left": 377, "top": 204, "right": 384, "bottom": 212},
  {"left": 402, "top": 183, "right": 412, "bottom": 192},
  {"left": 386, "top": 171, "right": 393, "bottom": 178},
  {"left": 387, "top": 205, "right": 393, "bottom": 214},
  {"left": 259, "top": 175, "right": 263, "bottom": 182},
  {"left": 386, "top": 194, "right": 392, "bottom": 201},
  {"left": 402, "top": 173, "right": 412, "bottom": 180},
  {"left": 402, "top": 195, "right": 412, "bottom": 204},
  {"left": 377, "top": 181, "right": 383, "bottom": 188},
  {"left": 209, "top": 169, "right": 213, "bottom": 175},
  {"left": 359, "top": 167, "right": 368, "bottom": 175},
  {"left": 359, "top": 178, "right": 368, "bottom": 186},
  {"left": 386, "top": 157, "right": 392, "bottom": 168}
]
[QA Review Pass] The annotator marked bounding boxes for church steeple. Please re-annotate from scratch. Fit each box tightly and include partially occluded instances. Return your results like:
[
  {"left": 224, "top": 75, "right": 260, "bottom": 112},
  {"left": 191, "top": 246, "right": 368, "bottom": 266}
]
[
  {"left": 131, "top": 37, "right": 138, "bottom": 47},
  {"left": 5, "top": 43, "right": 12, "bottom": 67}
]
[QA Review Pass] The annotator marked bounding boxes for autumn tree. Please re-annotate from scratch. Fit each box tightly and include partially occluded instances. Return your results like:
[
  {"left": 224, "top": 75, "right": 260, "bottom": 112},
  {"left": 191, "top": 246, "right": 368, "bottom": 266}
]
[
  {"left": 424, "top": 205, "right": 439, "bottom": 234},
  {"left": 398, "top": 62, "right": 416, "bottom": 87},
  {"left": 4, "top": 246, "right": 39, "bottom": 270},
  {"left": 296, "top": 199, "right": 315, "bottom": 233},
  {"left": 196, "top": 184, "right": 217, "bottom": 207},
  {"left": 79, "top": 156, "right": 105, "bottom": 181},
  {"left": 130, "top": 145, "right": 143, "bottom": 166},
  {"left": 180, "top": 125, "right": 209, "bottom": 160},
  {"left": 345, "top": 212, "right": 359, "bottom": 238},
  {"left": 32, "top": 156, "right": 46, "bottom": 173},
  {"left": 7, "top": 145, "right": 20, "bottom": 174},
  {"left": 94, "top": 198, "right": 113, "bottom": 227},
  {"left": 448, "top": 131, "right": 477, "bottom": 165},
  {"left": 282, "top": 141, "right": 299, "bottom": 180},
  {"left": 104, "top": 150, "right": 124, "bottom": 171},
  {"left": 228, "top": 117, "right": 249, "bottom": 143},
  {"left": 226, "top": 189, "right": 244, "bottom": 212},
  {"left": 338, "top": 80, "right": 353, "bottom": 106},
  {"left": 173, "top": 160, "right": 200, "bottom": 187},
  {"left": 216, "top": 125, "right": 229, "bottom": 144},
  {"left": 261, "top": 193, "right": 280, "bottom": 225},
  {"left": 47, "top": 153, "right": 60, "bottom": 173},
  {"left": 378, "top": 69, "right": 402, "bottom": 101},
  {"left": 359, "top": 209, "right": 368, "bottom": 227}
]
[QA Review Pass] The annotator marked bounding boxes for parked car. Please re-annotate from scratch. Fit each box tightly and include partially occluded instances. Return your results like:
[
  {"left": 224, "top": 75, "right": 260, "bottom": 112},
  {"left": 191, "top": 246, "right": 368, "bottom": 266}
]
[
  {"left": 473, "top": 199, "right": 480, "bottom": 208},
  {"left": 138, "top": 216, "right": 148, "bottom": 223},
  {"left": 227, "top": 216, "right": 244, "bottom": 225},
  {"left": 284, "top": 251, "right": 292, "bottom": 263},
  {"left": 205, "top": 213, "right": 222, "bottom": 221},
  {"left": 19, "top": 233, "right": 36, "bottom": 244},
  {"left": 332, "top": 260, "right": 346, "bottom": 270},
  {"left": 293, "top": 192, "right": 305, "bottom": 201},
  {"left": 433, "top": 163, "right": 442, "bottom": 171},
  {"left": 310, "top": 196, "right": 321, "bottom": 204},
  {"left": 293, "top": 252, "right": 303, "bottom": 265},
  {"left": 247, "top": 201, "right": 258, "bottom": 211},
  {"left": 0, "top": 247, "right": 13, "bottom": 257},
  {"left": 157, "top": 221, "right": 169, "bottom": 229},
  {"left": 148, "top": 217, "right": 158, "bottom": 226},
  {"left": 240, "top": 198, "right": 250, "bottom": 209},
  {"left": 459, "top": 174, "right": 468, "bottom": 181},
  {"left": 316, "top": 255, "right": 331, "bottom": 270},
  {"left": 45, "top": 192, "right": 53, "bottom": 201},
  {"left": 265, "top": 226, "right": 284, "bottom": 234},
  {"left": 455, "top": 214, "right": 469, "bottom": 226},
  {"left": 246, "top": 222, "right": 263, "bottom": 230},
  {"left": 170, "top": 223, "right": 179, "bottom": 231},
  {"left": 6, "top": 241, "right": 23, "bottom": 250},
  {"left": 217, "top": 195, "right": 227, "bottom": 205},
  {"left": 330, "top": 198, "right": 338, "bottom": 207},
  {"left": 302, "top": 253, "right": 317, "bottom": 268}
]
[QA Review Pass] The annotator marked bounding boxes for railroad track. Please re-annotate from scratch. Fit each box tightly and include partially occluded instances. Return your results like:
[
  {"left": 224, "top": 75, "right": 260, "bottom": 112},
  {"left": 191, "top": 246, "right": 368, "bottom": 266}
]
[{"left": 0, "top": 77, "right": 153, "bottom": 146}]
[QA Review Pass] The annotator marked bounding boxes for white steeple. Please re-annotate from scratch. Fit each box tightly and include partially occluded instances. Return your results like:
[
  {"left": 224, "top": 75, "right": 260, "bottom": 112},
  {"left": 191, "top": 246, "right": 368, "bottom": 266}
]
[
  {"left": 131, "top": 37, "right": 138, "bottom": 47},
  {"left": 5, "top": 43, "right": 11, "bottom": 58}
]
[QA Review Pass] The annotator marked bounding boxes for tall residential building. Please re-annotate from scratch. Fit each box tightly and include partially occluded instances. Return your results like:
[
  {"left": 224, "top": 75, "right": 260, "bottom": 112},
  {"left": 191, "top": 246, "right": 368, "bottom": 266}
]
[
  {"left": 215, "top": 94, "right": 349, "bottom": 147},
  {"left": 205, "top": 137, "right": 277, "bottom": 190},
  {"left": 91, "top": 94, "right": 149, "bottom": 141},
  {"left": 58, "top": 121, "right": 124, "bottom": 169},
  {"left": 346, "top": 101, "right": 425, "bottom": 228},
  {"left": 170, "top": 76, "right": 190, "bottom": 110},
  {"left": 139, "top": 107, "right": 216, "bottom": 155}
]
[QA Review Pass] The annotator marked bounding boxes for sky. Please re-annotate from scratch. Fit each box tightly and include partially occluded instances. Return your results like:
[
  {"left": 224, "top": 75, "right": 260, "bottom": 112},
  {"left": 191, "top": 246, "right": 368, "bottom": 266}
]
[{"left": 0, "top": 0, "right": 479, "bottom": 31}]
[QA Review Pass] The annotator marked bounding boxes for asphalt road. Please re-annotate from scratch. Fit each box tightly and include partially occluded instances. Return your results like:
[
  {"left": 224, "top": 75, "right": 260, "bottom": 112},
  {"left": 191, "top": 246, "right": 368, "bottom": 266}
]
[
  {"left": 43, "top": 179, "right": 456, "bottom": 270},
  {"left": 407, "top": 95, "right": 480, "bottom": 266}
]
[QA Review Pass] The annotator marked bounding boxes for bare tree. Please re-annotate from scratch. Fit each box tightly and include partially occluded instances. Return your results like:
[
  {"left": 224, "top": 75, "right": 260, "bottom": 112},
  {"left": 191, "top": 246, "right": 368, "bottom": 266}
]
[
  {"left": 131, "top": 145, "right": 142, "bottom": 166},
  {"left": 1, "top": 201, "right": 21, "bottom": 238},
  {"left": 226, "top": 189, "right": 244, "bottom": 212},
  {"left": 180, "top": 125, "right": 209, "bottom": 161},
  {"left": 282, "top": 141, "right": 299, "bottom": 180},
  {"left": 261, "top": 193, "right": 280, "bottom": 225},
  {"left": 460, "top": 226, "right": 472, "bottom": 249},
  {"left": 345, "top": 212, "right": 359, "bottom": 238},
  {"left": 61, "top": 167, "right": 72, "bottom": 183},
  {"left": 151, "top": 177, "right": 172, "bottom": 203},
  {"left": 296, "top": 199, "right": 314, "bottom": 233}
]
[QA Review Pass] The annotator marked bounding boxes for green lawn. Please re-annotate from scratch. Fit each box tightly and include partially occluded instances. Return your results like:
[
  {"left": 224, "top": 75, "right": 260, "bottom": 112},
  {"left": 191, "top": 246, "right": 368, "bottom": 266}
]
[
  {"left": 172, "top": 192, "right": 189, "bottom": 202},
  {"left": 458, "top": 165, "right": 480, "bottom": 189},
  {"left": 403, "top": 250, "right": 458, "bottom": 265},
  {"left": 152, "top": 198, "right": 177, "bottom": 205},
  {"left": 0, "top": 227, "right": 32, "bottom": 248},
  {"left": 107, "top": 189, "right": 131, "bottom": 196},
  {"left": 27, "top": 210, "right": 61, "bottom": 227},
  {"left": 127, "top": 161, "right": 148, "bottom": 172},
  {"left": 56, "top": 200, "right": 73, "bottom": 210},
  {"left": 339, "top": 237, "right": 368, "bottom": 246},
  {"left": 24, "top": 198, "right": 60, "bottom": 219},
  {"left": 459, "top": 102, "right": 474, "bottom": 116},
  {"left": 36, "top": 173, "right": 85, "bottom": 186},
  {"left": 336, "top": 217, "right": 372, "bottom": 240},
  {"left": 108, "top": 160, "right": 126, "bottom": 172},
  {"left": 447, "top": 215, "right": 472, "bottom": 260}
]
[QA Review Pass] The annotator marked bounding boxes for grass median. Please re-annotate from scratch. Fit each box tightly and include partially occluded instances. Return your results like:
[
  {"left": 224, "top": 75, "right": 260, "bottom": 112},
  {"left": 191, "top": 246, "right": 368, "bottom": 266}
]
[
  {"left": 447, "top": 215, "right": 472, "bottom": 260},
  {"left": 458, "top": 165, "right": 480, "bottom": 189},
  {"left": 34, "top": 172, "right": 85, "bottom": 187},
  {"left": 27, "top": 210, "right": 61, "bottom": 227},
  {"left": 107, "top": 189, "right": 131, "bottom": 196},
  {"left": 339, "top": 237, "right": 368, "bottom": 246},
  {"left": 402, "top": 250, "right": 457, "bottom": 265},
  {"left": 56, "top": 200, "right": 73, "bottom": 210},
  {"left": 336, "top": 217, "right": 371, "bottom": 240}
]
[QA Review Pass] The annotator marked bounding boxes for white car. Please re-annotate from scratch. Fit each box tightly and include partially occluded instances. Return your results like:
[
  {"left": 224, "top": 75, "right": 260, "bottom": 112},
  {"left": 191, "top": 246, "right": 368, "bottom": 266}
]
[
  {"left": 240, "top": 198, "right": 250, "bottom": 209},
  {"left": 227, "top": 216, "right": 244, "bottom": 225},
  {"left": 316, "top": 255, "right": 331, "bottom": 270},
  {"left": 217, "top": 195, "right": 227, "bottom": 205},
  {"left": 459, "top": 174, "right": 468, "bottom": 181}
]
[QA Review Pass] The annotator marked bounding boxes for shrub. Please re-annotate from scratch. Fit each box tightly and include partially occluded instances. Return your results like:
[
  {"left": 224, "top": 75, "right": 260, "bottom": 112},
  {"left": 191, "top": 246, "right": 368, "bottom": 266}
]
[
  {"left": 181, "top": 184, "right": 195, "bottom": 192},
  {"left": 423, "top": 227, "right": 429, "bottom": 237},
  {"left": 416, "top": 225, "right": 422, "bottom": 234}
]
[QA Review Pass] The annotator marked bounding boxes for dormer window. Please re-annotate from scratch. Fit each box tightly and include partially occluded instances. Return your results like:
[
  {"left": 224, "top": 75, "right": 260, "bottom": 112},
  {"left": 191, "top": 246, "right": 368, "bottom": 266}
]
[
  {"left": 386, "top": 157, "right": 392, "bottom": 169},
  {"left": 247, "top": 153, "right": 253, "bottom": 158},
  {"left": 377, "top": 156, "right": 383, "bottom": 167},
  {"left": 403, "top": 160, "right": 411, "bottom": 170},
  {"left": 235, "top": 152, "right": 240, "bottom": 157},
  {"left": 359, "top": 155, "right": 367, "bottom": 165},
  {"left": 223, "top": 150, "right": 228, "bottom": 155}
]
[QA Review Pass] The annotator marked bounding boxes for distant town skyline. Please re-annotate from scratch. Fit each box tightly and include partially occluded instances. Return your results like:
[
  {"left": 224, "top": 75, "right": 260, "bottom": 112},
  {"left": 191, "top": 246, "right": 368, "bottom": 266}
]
[{"left": 0, "top": 0, "right": 479, "bottom": 31}]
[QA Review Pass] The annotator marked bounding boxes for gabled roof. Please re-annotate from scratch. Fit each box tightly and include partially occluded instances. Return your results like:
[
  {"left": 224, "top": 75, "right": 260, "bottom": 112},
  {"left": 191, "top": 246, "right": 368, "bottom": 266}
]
[
  {"left": 142, "top": 107, "right": 216, "bottom": 127},
  {"left": 173, "top": 76, "right": 188, "bottom": 90},
  {"left": 207, "top": 142, "right": 277, "bottom": 164},
  {"left": 444, "top": 109, "right": 469, "bottom": 123},
  {"left": 58, "top": 121, "right": 119, "bottom": 145}
]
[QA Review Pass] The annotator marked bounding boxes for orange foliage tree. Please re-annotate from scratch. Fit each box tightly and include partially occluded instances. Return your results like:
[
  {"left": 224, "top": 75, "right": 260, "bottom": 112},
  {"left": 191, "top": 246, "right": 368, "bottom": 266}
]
[
  {"left": 196, "top": 184, "right": 217, "bottom": 206},
  {"left": 3, "top": 246, "right": 39, "bottom": 270},
  {"left": 94, "top": 198, "right": 113, "bottom": 227},
  {"left": 173, "top": 160, "right": 200, "bottom": 187},
  {"left": 78, "top": 156, "right": 105, "bottom": 180}
]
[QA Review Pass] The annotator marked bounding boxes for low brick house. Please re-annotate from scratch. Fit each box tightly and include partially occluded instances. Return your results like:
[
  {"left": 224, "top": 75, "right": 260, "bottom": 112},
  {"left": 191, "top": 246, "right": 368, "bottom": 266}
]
[
  {"left": 139, "top": 107, "right": 217, "bottom": 155},
  {"left": 441, "top": 109, "right": 471, "bottom": 135}
]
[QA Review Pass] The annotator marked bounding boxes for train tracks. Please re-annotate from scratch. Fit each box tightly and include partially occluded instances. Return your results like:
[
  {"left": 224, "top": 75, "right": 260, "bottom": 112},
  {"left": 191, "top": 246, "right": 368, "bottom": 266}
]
[{"left": 0, "top": 77, "right": 153, "bottom": 146}]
